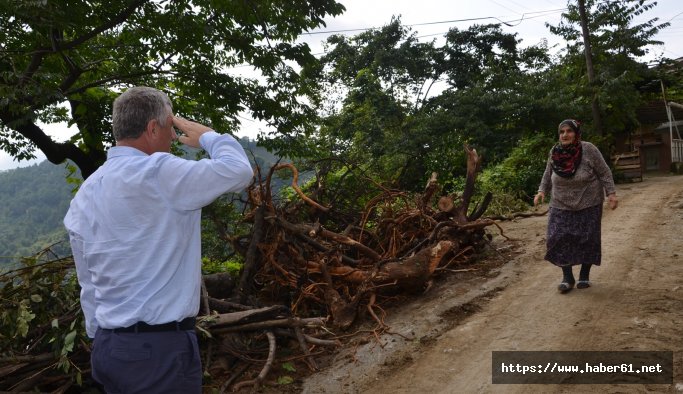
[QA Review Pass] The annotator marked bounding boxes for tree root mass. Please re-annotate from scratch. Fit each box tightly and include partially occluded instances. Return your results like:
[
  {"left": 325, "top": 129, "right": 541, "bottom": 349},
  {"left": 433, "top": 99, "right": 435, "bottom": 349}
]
[{"left": 1, "top": 146, "right": 507, "bottom": 392}]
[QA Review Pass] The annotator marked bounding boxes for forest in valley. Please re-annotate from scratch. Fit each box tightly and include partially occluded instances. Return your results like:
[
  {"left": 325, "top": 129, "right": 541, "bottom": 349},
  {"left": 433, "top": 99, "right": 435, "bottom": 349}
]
[
  {"left": 0, "top": 161, "right": 72, "bottom": 265},
  {"left": 1, "top": 0, "right": 682, "bottom": 391}
]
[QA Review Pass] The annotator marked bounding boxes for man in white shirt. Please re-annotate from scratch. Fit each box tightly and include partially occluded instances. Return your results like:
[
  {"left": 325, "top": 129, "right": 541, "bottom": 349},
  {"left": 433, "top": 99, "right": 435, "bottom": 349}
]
[{"left": 64, "top": 86, "right": 253, "bottom": 393}]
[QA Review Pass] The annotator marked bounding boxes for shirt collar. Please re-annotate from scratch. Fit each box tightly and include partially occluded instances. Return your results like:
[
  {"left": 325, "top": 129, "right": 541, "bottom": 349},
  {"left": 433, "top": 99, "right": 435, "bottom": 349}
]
[{"left": 107, "top": 146, "right": 149, "bottom": 159}]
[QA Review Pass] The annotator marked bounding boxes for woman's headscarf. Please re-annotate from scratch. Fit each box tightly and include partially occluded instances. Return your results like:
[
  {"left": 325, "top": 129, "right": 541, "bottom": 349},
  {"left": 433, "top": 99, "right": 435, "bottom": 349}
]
[{"left": 551, "top": 119, "right": 582, "bottom": 178}]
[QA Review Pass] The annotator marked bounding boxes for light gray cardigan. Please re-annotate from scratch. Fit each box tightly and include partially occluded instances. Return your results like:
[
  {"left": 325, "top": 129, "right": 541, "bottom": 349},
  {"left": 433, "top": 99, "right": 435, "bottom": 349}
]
[{"left": 538, "top": 141, "right": 616, "bottom": 211}]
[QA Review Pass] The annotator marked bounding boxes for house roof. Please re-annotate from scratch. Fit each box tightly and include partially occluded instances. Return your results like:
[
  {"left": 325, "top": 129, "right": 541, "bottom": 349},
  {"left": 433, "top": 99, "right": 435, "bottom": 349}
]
[
  {"left": 637, "top": 99, "right": 683, "bottom": 125},
  {"left": 654, "top": 120, "right": 683, "bottom": 134}
]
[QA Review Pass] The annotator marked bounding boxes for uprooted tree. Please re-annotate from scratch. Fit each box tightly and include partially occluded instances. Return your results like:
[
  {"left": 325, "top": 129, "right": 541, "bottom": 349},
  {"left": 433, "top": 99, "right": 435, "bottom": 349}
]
[{"left": 0, "top": 145, "right": 508, "bottom": 392}]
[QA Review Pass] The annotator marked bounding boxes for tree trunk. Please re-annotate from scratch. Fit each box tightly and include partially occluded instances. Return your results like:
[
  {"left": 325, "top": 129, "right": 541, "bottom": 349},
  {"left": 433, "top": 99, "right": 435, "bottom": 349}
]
[
  {"left": 578, "top": 0, "right": 603, "bottom": 136},
  {"left": 307, "top": 240, "right": 454, "bottom": 289},
  {"left": 237, "top": 203, "right": 265, "bottom": 304},
  {"left": 455, "top": 145, "right": 480, "bottom": 223}
]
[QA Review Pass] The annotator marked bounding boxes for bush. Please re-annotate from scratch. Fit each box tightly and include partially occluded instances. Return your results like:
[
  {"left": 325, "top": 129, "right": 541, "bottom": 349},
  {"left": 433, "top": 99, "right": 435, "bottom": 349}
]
[
  {"left": 475, "top": 132, "right": 556, "bottom": 215},
  {"left": 0, "top": 251, "right": 91, "bottom": 391},
  {"left": 201, "top": 256, "right": 243, "bottom": 277}
]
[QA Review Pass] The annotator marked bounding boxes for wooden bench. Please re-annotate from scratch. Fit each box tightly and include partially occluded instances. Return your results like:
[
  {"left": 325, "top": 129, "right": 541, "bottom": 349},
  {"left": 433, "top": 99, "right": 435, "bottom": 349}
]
[{"left": 611, "top": 151, "right": 643, "bottom": 182}]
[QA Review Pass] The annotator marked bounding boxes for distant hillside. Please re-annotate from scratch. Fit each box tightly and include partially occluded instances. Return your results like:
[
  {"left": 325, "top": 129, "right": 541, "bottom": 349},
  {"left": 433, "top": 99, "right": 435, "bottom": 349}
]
[
  {"left": 240, "top": 139, "right": 281, "bottom": 169},
  {"left": 0, "top": 160, "right": 73, "bottom": 269},
  {"left": 0, "top": 138, "right": 283, "bottom": 269}
]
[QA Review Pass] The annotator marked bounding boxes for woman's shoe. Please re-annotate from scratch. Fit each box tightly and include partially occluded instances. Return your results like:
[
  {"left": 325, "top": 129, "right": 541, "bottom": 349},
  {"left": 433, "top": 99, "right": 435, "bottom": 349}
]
[
  {"left": 576, "top": 280, "right": 590, "bottom": 289},
  {"left": 558, "top": 282, "right": 575, "bottom": 293}
]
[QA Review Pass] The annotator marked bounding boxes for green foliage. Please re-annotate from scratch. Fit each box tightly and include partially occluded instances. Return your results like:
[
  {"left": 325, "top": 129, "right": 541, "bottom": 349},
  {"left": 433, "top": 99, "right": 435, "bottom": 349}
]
[
  {"left": 0, "top": 161, "right": 73, "bottom": 266},
  {"left": 547, "top": 0, "right": 670, "bottom": 137},
  {"left": 476, "top": 132, "right": 557, "bottom": 214},
  {"left": 0, "top": 0, "right": 345, "bottom": 178},
  {"left": 290, "top": 18, "right": 569, "bottom": 194},
  {"left": 0, "top": 252, "right": 87, "bottom": 387},
  {"left": 13, "top": 299, "right": 35, "bottom": 338},
  {"left": 294, "top": 19, "right": 450, "bottom": 190},
  {"left": 277, "top": 375, "right": 295, "bottom": 385},
  {"left": 292, "top": 161, "right": 390, "bottom": 231},
  {"left": 442, "top": 132, "right": 558, "bottom": 217},
  {"left": 286, "top": 3, "right": 678, "bottom": 212},
  {"left": 201, "top": 256, "right": 243, "bottom": 277},
  {"left": 487, "top": 132, "right": 557, "bottom": 197},
  {"left": 200, "top": 195, "right": 250, "bottom": 265},
  {"left": 65, "top": 162, "right": 84, "bottom": 193}
]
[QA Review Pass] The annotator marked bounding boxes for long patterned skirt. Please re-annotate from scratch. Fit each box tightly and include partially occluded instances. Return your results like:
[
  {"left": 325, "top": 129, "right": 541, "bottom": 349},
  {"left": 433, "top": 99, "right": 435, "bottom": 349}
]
[{"left": 545, "top": 204, "right": 603, "bottom": 267}]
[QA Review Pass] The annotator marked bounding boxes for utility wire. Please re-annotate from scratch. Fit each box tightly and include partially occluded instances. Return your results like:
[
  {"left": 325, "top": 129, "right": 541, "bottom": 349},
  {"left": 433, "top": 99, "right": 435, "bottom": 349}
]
[
  {"left": 302, "top": 0, "right": 681, "bottom": 38},
  {"left": 412, "top": 17, "right": 553, "bottom": 41},
  {"left": 665, "top": 11, "right": 683, "bottom": 23},
  {"left": 303, "top": 8, "right": 567, "bottom": 36}
]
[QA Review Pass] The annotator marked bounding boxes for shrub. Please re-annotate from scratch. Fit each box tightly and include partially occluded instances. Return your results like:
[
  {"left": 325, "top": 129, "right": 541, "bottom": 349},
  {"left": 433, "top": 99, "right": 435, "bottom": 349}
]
[{"left": 475, "top": 132, "right": 556, "bottom": 215}]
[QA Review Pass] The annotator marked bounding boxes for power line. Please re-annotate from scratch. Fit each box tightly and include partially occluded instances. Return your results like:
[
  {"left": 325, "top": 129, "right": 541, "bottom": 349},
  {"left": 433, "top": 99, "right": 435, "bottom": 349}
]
[
  {"left": 256, "top": 4, "right": 680, "bottom": 64},
  {"left": 413, "top": 11, "right": 560, "bottom": 40},
  {"left": 300, "top": 4, "right": 681, "bottom": 53},
  {"left": 304, "top": 9, "right": 563, "bottom": 43},
  {"left": 488, "top": 0, "right": 527, "bottom": 15},
  {"left": 302, "top": 0, "right": 682, "bottom": 39},
  {"left": 665, "top": 11, "right": 683, "bottom": 23},
  {"left": 302, "top": 17, "right": 496, "bottom": 35},
  {"left": 303, "top": 8, "right": 567, "bottom": 36}
]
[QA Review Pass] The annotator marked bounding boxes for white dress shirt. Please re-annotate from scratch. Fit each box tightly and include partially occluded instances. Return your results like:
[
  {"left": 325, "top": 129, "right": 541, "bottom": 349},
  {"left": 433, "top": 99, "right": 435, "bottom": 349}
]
[{"left": 64, "top": 131, "right": 253, "bottom": 338}]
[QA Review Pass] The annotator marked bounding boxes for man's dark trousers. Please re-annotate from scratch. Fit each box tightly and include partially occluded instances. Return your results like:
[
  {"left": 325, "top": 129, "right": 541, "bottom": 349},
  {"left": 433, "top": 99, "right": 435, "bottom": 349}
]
[{"left": 91, "top": 327, "right": 201, "bottom": 393}]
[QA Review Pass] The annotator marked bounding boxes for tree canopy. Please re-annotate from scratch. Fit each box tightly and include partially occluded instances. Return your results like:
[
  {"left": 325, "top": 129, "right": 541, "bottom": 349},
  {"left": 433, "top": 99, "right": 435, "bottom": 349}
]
[
  {"left": 1, "top": 0, "right": 678, "bottom": 185},
  {"left": 547, "top": 0, "right": 670, "bottom": 136},
  {"left": 254, "top": 0, "right": 677, "bottom": 212},
  {"left": 0, "top": 0, "right": 345, "bottom": 178}
]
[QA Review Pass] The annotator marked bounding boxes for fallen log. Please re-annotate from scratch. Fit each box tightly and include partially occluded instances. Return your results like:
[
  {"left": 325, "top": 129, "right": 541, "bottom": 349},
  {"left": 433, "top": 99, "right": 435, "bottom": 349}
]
[
  {"left": 207, "top": 297, "right": 254, "bottom": 313},
  {"left": 420, "top": 172, "right": 439, "bottom": 210},
  {"left": 276, "top": 217, "right": 381, "bottom": 261},
  {"left": 1, "top": 149, "right": 507, "bottom": 392},
  {"left": 455, "top": 145, "right": 481, "bottom": 223},
  {"left": 371, "top": 240, "right": 453, "bottom": 288},
  {"left": 320, "top": 260, "right": 360, "bottom": 329},
  {"left": 210, "top": 317, "right": 326, "bottom": 334},
  {"left": 270, "top": 217, "right": 362, "bottom": 267},
  {"left": 0, "top": 363, "right": 29, "bottom": 380},
  {"left": 203, "top": 272, "right": 236, "bottom": 300},
  {"left": 468, "top": 191, "right": 493, "bottom": 221},
  {"left": 207, "top": 305, "right": 290, "bottom": 327},
  {"left": 307, "top": 240, "right": 454, "bottom": 289}
]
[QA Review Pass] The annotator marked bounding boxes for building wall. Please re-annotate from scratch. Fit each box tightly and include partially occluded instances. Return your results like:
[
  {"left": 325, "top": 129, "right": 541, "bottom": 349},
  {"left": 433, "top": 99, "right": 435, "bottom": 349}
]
[
  {"left": 631, "top": 125, "right": 672, "bottom": 172},
  {"left": 614, "top": 97, "right": 683, "bottom": 173}
]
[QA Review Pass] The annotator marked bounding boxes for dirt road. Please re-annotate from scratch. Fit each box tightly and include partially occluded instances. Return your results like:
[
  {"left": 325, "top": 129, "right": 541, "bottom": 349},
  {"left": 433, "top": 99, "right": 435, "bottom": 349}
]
[{"left": 303, "top": 174, "right": 683, "bottom": 393}]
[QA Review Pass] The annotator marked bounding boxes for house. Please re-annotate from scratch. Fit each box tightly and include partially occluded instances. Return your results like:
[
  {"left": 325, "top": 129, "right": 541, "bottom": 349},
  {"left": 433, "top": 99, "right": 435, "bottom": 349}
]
[{"left": 618, "top": 99, "right": 683, "bottom": 173}]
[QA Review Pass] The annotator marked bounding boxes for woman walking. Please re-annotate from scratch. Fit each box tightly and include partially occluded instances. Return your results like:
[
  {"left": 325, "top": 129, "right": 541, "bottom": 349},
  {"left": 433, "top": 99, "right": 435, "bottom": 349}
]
[{"left": 534, "top": 119, "right": 618, "bottom": 293}]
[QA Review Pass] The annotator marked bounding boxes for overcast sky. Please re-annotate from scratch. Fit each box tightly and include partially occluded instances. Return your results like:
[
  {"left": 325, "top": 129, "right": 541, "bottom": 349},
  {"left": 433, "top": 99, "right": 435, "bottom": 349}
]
[{"left": 1, "top": 0, "right": 681, "bottom": 171}]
